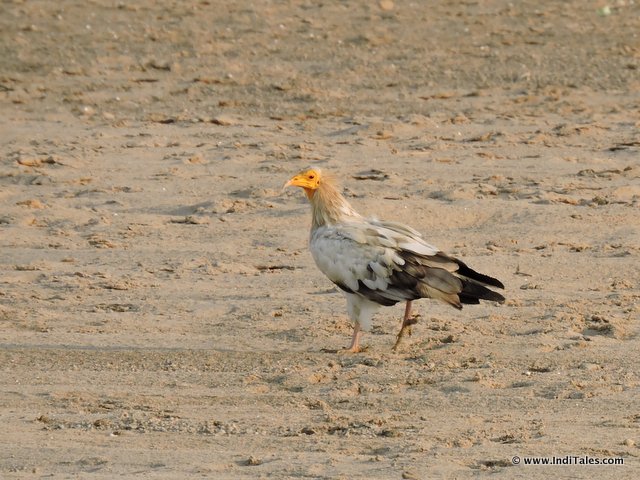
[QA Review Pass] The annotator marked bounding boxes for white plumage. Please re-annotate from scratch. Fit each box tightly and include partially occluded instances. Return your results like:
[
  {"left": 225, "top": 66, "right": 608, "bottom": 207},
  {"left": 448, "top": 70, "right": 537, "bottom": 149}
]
[{"left": 285, "top": 168, "right": 505, "bottom": 352}]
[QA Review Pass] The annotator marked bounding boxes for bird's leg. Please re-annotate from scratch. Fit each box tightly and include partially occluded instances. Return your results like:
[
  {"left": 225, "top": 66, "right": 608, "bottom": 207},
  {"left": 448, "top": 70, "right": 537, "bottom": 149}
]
[
  {"left": 344, "top": 322, "right": 363, "bottom": 353},
  {"left": 392, "top": 301, "right": 419, "bottom": 351},
  {"left": 320, "top": 324, "right": 363, "bottom": 354}
]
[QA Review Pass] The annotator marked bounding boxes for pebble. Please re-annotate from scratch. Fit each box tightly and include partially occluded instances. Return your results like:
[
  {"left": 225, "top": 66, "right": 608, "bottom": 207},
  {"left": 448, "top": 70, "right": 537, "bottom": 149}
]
[
  {"left": 210, "top": 115, "right": 236, "bottom": 126},
  {"left": 187, "top": 153, "right": 207, "bottom": 164},
  {"left": 580, "top": 362, "right": 601, "bottom": 371},
  {"left": 16, "top": 199, "right": 46, "bottom": 209}
]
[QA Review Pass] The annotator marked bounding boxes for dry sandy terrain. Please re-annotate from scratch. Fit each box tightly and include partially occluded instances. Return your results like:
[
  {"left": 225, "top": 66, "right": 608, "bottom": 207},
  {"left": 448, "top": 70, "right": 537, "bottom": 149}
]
[{"left": 1, "top": 1, "right": 639, "bottom": 478}]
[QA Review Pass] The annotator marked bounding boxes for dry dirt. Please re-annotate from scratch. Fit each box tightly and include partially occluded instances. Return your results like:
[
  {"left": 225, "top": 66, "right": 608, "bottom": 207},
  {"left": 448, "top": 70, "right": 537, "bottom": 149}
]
[{"left": 1, "top": 1, "right": 639, "bottom": 478}]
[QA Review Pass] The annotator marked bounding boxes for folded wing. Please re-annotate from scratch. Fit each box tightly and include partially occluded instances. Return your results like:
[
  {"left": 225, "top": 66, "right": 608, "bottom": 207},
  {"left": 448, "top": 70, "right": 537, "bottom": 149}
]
[{"left": 310, "top": 219, "right": 505, "bottom": 309}]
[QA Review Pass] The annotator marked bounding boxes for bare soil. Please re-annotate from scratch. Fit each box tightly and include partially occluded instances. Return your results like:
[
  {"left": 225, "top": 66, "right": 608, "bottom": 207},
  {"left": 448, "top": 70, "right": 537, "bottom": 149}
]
[{"left": 1, "top": 1, "right": 639, "bottom": 478}]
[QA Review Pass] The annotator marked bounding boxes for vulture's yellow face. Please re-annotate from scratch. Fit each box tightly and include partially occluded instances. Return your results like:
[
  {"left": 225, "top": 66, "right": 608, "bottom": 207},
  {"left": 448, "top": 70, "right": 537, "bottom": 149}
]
[{"left": 285, "top": 169, "right": 321, "bottom": 199}]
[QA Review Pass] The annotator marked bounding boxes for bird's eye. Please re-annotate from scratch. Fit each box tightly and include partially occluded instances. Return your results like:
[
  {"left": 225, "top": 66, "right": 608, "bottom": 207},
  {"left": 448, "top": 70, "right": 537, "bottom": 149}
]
[{"left": 309, "top": 175, "right": 315, "bottom": 179}]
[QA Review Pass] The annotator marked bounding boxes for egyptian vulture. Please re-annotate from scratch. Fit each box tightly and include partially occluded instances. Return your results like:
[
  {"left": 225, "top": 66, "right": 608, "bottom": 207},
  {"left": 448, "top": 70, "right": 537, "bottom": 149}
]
[{"left": 285, "top": 168, "right": 505, "bottom": 352}]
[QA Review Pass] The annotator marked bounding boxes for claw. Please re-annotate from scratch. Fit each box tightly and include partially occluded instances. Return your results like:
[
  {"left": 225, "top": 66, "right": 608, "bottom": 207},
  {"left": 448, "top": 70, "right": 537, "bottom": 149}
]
[{"left": 393, "top": 301, "right": 421, "bottom": 351}]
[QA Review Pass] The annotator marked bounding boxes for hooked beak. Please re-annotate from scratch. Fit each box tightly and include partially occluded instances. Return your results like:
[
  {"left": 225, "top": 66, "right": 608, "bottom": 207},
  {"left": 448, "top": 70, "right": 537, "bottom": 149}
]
[{"left": 282, "top": 178, "right": 295, "bottom": 193}]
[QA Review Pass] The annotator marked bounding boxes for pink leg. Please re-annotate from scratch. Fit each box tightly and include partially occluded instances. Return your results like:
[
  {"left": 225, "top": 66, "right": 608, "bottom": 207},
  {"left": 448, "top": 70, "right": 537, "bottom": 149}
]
[
  {"left": 392, "top": 300, "right": 418, "bottom": 351},
  {"left": 345, "top": 322, "right": 362, "bottom": 353},
  {"left": 320, "top": 323, "right": 363, "bottom": 354}
]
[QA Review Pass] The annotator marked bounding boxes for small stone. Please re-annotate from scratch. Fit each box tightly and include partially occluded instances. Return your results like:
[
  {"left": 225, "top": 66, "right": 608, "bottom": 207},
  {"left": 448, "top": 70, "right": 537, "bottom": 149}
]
[
  {"left": 580, "top": 362, "right": 601, "bottom": 371},
  {"left": 373, "top": 130, "right": 393, "bottom": 140},
  {"left": 597, "top": 6, "right": 611, "bottom": 16},
  {"left": 187, "top": 153, "right": 207, "bottom": 164},
  {"left": 37, "top": 415, "right": 51, "bottom": 424},
  {"left": 16, "top": 199, "right": 46, "bottom": 209},
  {"left": 402, "top": 471, "right": 419, "bottom": 480},
  {"left": 210, "top": 115, "right": 235, "bottom": 126},
  {"left": 171, "top": 215, "right": 210, "bottom": 225},
  {"left": 17, "top": 157, "right": 41, "bottom": 166}
]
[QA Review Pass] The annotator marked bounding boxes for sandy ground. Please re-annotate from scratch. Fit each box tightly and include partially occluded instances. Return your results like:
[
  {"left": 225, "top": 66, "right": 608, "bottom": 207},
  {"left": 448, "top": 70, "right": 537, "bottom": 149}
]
[{"left": 1, "top": 1, "right": 639, "bottom": 478}]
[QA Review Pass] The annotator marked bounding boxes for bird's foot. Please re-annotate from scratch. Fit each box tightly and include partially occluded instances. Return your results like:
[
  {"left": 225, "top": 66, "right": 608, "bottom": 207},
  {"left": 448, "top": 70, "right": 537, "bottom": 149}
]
[
  {"left": 392, "top": 314, "right": 420, "bottom": 351},
  {"left": 343, "top": 345, "right": 362, "bottom": 354},
  {"left": 392, "top": 328, "right": 410, "bottom": 351}
]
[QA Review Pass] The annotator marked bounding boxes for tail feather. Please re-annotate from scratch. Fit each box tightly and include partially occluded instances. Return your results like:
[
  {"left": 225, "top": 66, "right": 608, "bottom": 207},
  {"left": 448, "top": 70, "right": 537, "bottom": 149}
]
[
  {"left": 453, "top": 258, "right": 504, "bottom": 289},
  {"left": 459, "top": 278, "right": 505, "bottom": 304}
]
